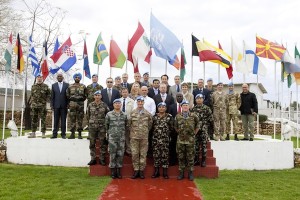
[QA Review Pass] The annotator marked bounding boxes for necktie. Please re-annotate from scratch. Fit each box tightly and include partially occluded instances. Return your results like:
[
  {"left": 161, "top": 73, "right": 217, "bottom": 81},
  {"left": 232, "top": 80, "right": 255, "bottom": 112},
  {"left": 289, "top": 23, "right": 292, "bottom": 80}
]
[
  {"left": 162, "top": 94, "right": 166, "bottom": 102},
  {"left": 178, "top": 103, "right": 181, "bottom": 113},
  {"left": 108, "top": 88, "right": 112, "bottom": 102},
  {"left": 59, "top": 82, "right": 62, "bottom": 92},
  {"left": 122, "top": 98, "right": 126, "bottom": 112},
  {"left": 176, "top": 85, "right": 180, "bottom": 92}
]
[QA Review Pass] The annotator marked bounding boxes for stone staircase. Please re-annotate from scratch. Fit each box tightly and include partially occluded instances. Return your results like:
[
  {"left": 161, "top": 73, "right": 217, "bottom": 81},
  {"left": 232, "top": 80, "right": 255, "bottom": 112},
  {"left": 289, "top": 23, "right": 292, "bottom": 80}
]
[{"left": 90, "top": 141, "right": 219, "bottom": 179}]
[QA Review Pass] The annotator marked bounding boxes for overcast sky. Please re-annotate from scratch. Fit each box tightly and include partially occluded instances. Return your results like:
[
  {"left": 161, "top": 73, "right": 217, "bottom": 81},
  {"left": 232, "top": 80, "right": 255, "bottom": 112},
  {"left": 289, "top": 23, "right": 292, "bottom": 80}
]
[{"left": 11, "top": 0, "right": 300, "bottom": 104}]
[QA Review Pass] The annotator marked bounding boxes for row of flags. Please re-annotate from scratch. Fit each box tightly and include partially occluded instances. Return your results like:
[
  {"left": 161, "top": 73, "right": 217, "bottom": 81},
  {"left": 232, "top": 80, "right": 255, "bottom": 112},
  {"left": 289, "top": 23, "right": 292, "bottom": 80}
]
[{"left": 3, "top": 13, "right": 300, "bottom": 86}]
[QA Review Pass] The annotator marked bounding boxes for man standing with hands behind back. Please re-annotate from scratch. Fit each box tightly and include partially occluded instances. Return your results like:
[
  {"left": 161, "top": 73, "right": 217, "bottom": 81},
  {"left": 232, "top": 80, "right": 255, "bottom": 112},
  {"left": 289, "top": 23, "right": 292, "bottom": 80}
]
[
  {"left": 239, "top": 83, "right": 258, "bottom": 141},
  {"left": 50, "top": 73, "right": 69, "bottom": 139}
]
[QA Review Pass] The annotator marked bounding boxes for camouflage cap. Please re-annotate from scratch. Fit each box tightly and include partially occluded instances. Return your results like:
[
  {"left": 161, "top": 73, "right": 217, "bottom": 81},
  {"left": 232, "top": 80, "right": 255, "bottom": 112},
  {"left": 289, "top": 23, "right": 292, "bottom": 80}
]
[{"left": 157, "top": 102, "right": 167, "bottom": 107}]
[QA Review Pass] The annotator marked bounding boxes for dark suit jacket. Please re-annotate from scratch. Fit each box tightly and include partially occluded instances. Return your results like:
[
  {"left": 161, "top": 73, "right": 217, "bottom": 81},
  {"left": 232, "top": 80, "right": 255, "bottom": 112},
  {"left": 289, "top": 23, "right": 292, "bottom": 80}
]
[
  {"left": 169, "top": 103, "right": 180, "bottom": 118},
  {"left": 121, "top": 82, "right": 132, "bottom": 92},
  {"left": 153, "top": 93, "right": 174, "bottom": 113},
  {"left": 192, "top": 87, "right": 211, "bottom": 106},
  {"left": 101, "top": 88, "right": 121, "bottom": 110},
  {"left": 148, "top": 87, "right": 160, "bottom": 99},
  {"left": 51, "top": 82, "right": 69, "bottom": 108}
]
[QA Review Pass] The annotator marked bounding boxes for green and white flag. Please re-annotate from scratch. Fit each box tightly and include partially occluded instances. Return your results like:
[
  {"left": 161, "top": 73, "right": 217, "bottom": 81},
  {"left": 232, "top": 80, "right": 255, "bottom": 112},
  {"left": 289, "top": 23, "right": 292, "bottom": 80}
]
[{"left": 4, "top": 33, "right": 12, "bottom": 72}]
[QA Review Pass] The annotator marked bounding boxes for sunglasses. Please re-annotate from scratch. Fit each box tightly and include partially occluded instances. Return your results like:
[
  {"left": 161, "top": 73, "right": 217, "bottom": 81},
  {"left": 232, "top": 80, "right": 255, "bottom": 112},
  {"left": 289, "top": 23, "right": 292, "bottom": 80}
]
[{"left": 107, "top": 81, "right": 113, "bottom": 83}]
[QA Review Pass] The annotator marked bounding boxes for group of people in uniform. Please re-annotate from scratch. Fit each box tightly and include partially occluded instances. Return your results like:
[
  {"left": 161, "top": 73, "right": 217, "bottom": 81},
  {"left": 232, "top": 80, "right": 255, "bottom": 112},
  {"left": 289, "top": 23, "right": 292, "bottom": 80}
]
[{"left": 28, "top": 71, "right": 258, "bottom": 181}]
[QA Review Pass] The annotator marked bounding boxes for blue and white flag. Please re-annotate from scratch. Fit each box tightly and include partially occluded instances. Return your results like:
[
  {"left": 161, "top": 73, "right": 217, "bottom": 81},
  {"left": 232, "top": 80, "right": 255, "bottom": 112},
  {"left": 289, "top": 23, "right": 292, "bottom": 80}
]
[
  {"left": 83, "top": 39, "right": 91, "bottom": 79},
  {"left": 49, "top": 37, "right": 61, "bottom": 74},
  {"left": 28, "top": 35, "right": 40, "bottom": 77},
  {"left": 245, "top": 43, "right": 266, "bottom": 76},
  {"left": 150, "top": 13, "right": 182, "bottom": 63}
]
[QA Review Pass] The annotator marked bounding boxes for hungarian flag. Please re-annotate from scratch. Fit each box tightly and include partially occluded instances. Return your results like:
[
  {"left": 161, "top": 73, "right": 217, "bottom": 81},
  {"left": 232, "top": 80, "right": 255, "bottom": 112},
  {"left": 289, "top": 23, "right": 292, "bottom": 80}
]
[
  {"left": 13, "top": 33, "right": 25, "bottom": 73},
  {"left": 41, "top": 41, "right": 49, "bottom": 80},
  {"left": 180, "top": 47, "right": 187, "bottom": 81},
  {"left": 4, "top": 33, "right": 12, "bottom": 73},
  {"left": 128, "top": 22, "right": 152, "bottom": 72},
  {"left": 218, "top": 41, "right": 233, "bottom": 79},
  {"left": 83, "top": 39, "right": 91, "bottom": 79},
  {"left": 110, "top": 38, "right": 126, "bottom": 68},
  {"left": 256, "top": 36, "right": 286, "bottom": 60}
]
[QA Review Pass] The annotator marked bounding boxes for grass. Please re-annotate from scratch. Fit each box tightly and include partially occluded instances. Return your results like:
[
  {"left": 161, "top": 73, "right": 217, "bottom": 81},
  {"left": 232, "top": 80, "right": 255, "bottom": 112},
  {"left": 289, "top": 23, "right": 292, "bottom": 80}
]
[
  {"left": 195, "top": 168, "right": 300, "bottom": 200},
  {"left": 0, "top": 164, "right": 111, "bottom": 200}
]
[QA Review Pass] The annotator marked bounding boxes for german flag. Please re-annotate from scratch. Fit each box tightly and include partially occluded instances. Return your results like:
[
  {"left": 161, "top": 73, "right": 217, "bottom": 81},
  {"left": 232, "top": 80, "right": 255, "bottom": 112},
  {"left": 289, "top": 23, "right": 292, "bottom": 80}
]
[
  {"left": 13, "top": 33, "right": 25, "bottom": 73},
  {"left": 256, "top": 36, "right": 286, "bottom": 60}
]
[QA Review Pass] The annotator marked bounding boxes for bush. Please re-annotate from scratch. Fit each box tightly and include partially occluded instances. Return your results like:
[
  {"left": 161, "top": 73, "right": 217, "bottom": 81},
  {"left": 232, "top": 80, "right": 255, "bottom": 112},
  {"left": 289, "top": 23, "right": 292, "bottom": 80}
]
[{"left": 258, "top": 114, "right": 268, "bottom": 123}]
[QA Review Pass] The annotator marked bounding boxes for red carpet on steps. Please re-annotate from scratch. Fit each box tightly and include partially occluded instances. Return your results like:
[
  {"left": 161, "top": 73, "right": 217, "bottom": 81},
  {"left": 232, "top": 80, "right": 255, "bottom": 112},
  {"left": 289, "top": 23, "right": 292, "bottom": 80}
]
[{"left": 98, "top": 178, "right": 203, "bottom": 200}]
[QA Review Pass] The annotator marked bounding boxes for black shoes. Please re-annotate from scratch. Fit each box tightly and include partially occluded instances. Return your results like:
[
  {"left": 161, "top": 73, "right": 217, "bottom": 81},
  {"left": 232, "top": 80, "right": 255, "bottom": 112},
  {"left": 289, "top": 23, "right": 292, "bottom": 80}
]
[
  {"left": 68, "top": 133, "right": 75, "bottom": 139},
  {"left": 87, "top": 159, "right": 97, "bottom": 165},
  {"left": 188, "top": 171, "right": 194, "bottom": 181},
  {"left": 177, "top": 171, "right": 184, "bottom": 180},
  {"left": 151, "top": 167, "right": 160, "bottom": 178},
  {"left": 163, "top": 168, "right": 169, "bottom": 179},
  {"left": 116, "top": 168, "right": 122, "bottom": 179},
  {"left": 50, "top": 135, "right": 57, "bottom": 139},
  {"left": 131, "top": 170, "right": 140, "bottom": 179},
  {"left": 139, "top": 171, "right": 145, "bottom": 179},
  {"left": 234, "top": 134, "right": 239, "bottom": 141},
  {"left": 249, "top": 138, "right": 254, "bottom": 141},
  {"left": 241, "top": 138, "right": 249, "bottom": 141},
  {"left": 99, "top": 159, "right": 106, "bottom": 166},
  {"left": 225, "top": 134, "right": 230, "bottom": 140},
  {"left": 111, "top": 168, "right": 116, "bottom": 179}
]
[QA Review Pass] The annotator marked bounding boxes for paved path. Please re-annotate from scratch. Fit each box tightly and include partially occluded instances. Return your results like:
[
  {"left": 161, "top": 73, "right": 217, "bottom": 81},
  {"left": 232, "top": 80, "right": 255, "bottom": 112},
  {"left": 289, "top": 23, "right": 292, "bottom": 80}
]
[{"left": 99, "top": 178, "right": 203, "bottom": 200}]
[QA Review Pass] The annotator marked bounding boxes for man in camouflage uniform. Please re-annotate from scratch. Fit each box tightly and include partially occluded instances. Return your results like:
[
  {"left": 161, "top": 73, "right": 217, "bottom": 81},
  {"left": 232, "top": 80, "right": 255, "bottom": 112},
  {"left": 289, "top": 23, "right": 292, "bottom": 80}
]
[
  {"left": 206, "top": 78, "right": 215, "bottom": 140},
  {"left": 191, "top": 94, "right": 213, "bottom": 167},
  {"left": 112, "top": 76, "right": 123, "bottom": 93},
  {"left": 87, "top": 90, "right": 109, "bottom": 166},
  {"left": 211, "top": 82, "right": 228, "bottom": 141},
  {"left": 175, "top": 101, "right": 200, "bottom": 181},
  {"left": 28, "top": 73, "right": 51, "bottom": 138},
  {"left": 66, "top": 73, "right": 87, "bottom": 139},
  {"left": 86, "top": 74, "right": 103, "bottom": 106},
  {"left": 105, "top": 99, "right": 127, "bottom": 179},
  {"left": 225, "top": 82, "right": 241, "bottom": 141},
  {"left": 151, "top": 102, "right": 174, "bottom": 179},
  {"left": 129, "top": 96, "right": 153, "bottom": 179}
]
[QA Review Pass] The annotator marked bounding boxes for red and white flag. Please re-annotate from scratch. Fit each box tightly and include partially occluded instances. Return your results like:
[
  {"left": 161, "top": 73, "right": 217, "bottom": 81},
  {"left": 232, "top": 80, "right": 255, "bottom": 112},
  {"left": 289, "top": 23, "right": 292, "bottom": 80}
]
[
  {"left": 128, "top": 22, "right": 152, "bottom": 72},
  {"left": 41, "top": 41, "right": 49, "bottom": 80}
]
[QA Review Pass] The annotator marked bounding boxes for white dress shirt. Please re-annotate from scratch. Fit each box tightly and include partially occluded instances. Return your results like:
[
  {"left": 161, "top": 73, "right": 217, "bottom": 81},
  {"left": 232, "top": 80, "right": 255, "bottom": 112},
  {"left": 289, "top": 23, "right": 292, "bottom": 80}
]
[{"left": 133, "top": 96, "right": 156, "bottom": 116}]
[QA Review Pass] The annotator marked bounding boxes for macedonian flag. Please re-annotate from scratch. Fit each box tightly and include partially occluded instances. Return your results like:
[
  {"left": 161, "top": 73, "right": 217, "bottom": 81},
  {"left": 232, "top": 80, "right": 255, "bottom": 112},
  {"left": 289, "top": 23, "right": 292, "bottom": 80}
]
[{"left": 256, "top": 36, "right": 286, "bottom": 61}]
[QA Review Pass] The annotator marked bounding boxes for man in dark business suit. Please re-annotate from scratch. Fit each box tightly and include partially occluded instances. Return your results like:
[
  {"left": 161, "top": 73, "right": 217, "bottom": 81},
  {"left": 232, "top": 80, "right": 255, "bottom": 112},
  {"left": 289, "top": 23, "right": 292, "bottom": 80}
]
[
  {"left": 192, "top": 78, "right": 211, "bottom": 106},
  {"left": 153, "top": 83, "right": 174, "bottom": 113},
  {"left": 50, "top": 73, "right": 69, "bottom": 139},
  {"left": 148, "top": 79, "right": 160, "bottom": 99},
  {"left": 101, "top": 77, "right": 121, "bottom": 111},
  {"left": 121, "top": 73, "right": 132, "bottom": 92},
  {"left": 169, "top": 93, "right": 184, "bottom": 165}
]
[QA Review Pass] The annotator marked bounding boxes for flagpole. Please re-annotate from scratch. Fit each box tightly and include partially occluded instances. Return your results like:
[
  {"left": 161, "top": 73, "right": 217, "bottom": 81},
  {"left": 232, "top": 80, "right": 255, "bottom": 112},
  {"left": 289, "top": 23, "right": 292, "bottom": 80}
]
[
  {"left": 191, "top": 47, "right": 194, "bottom": 93},
  {"left": 296, "top": 84, "right": 299, "bottom": 148},
  {"left": 281, "top": 80, "right": 284, "bottom": 139},
  {"left": 203, "top": 62, "right": 206, "bottom": 83},
  {"left": 126, "top": 37, "right": 129, "bottom": 74},
  {"left": 2, "top": 72, "right": 9, "bottom": 142},
  {"left": 165, "top": 59, "right": 167, "bottom": 74},
  {"left": 273, "top": 61, "right": 276, "bottom": 139},
  {"left": 110, "top": 67, "right": 112, "bottom": 77},
  {"left": 218, "top": 64, "right": 220, "bottom": 82},
  {"left": 12, "top": 61, "right": 16, "bottom": 121},
  {"left": 256, "top": 74, "right": 259, "bottom": 135},
  {"left": 97, "top": 64, "right": 100, "bottom": 78}
]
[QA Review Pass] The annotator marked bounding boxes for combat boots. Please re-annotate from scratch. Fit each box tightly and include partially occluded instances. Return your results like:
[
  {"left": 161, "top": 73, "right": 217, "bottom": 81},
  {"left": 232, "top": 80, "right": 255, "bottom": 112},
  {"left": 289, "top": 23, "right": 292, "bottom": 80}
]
[
  {"left": 177, "top": 171, "right": 184, "bottom": 180},
  {"left": 111, "top": 168, "right": 116, "bottom": 179},
  {"left": 87, "top": 159, "right": 97, "bottom": 165},
  {"left": 188, "top": 171, "right": 194, "bottom": 181},
  {"left": 225, "top": 134, "right": 230, "bottom": 140},
  {"left": 68, "top": 132, "right": 75, "bottom": 139},
  {"left": 99, "top": 159, "right": 106, "bottom": 166},
  {"left": 139, "top": 170, "right": 145, "bottom": 179},
  {"left": 163, "top": 168, "right": 169, "bottom": 179},
  {"left": 201, "top": 156, "right": 206, "bottom": 167},
  {"left": 116, "top": 168, "right": 122, "bottom": 179},
  {"left": 78, "top": 131, "right": 83, "bottom": 139},
  {"left": 234, "top": 134, "right": 239, "bottom": 141},
  {"left": 131, "top": 170, "right": 139, "bottom": 179},
  {"left": 151, "top": 167, "right": 160, "bottom": 178},
  {"left": 28, "top": 132, "right": 36, "bottom": 138}
]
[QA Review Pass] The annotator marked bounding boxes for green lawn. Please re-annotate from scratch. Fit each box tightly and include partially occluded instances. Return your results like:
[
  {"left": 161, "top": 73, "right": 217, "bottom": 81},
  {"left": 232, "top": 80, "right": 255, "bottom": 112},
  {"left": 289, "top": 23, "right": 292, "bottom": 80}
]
[
  {"left": 196, "top": 169, "right": 300, "bottom": 200},
  {"left": 0, "top": 164, "right": 110, "bottom": 200}
]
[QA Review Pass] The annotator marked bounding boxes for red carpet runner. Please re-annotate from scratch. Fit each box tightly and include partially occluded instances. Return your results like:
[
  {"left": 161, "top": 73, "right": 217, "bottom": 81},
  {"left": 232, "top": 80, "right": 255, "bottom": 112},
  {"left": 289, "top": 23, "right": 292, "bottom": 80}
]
[{"left": 98, "top": 178, "right": 203, "bottom": 200}]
